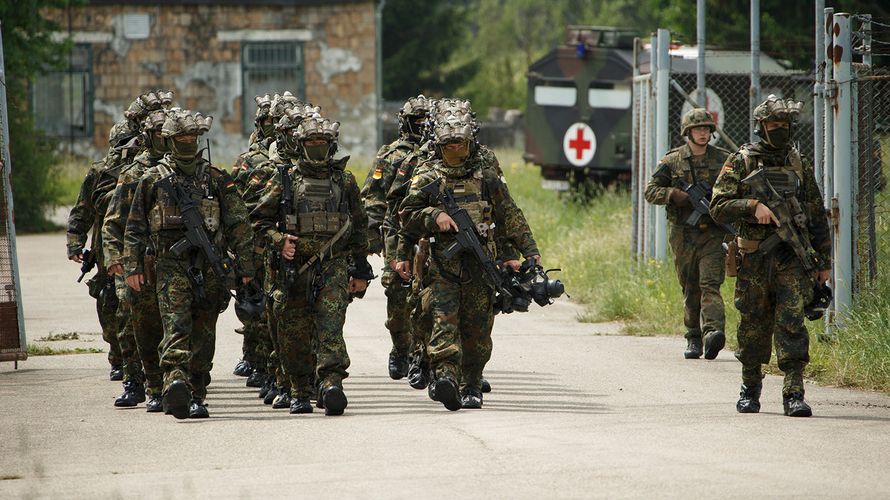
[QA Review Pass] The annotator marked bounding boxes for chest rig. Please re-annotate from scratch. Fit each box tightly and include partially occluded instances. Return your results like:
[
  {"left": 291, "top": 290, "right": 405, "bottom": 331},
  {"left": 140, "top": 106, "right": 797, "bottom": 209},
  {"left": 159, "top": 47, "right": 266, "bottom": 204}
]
[
  {"left": 739, "top": 147, "right": 811, "bottom": 242},
  {"left": 149, "top": 161, "right": 222, "bottom": 237},
  {"left": 437, "top": 167, "right": 494, "bottom": 239},
  {"left": 284, "top": 169, "right": 348, "bottom": 237}
]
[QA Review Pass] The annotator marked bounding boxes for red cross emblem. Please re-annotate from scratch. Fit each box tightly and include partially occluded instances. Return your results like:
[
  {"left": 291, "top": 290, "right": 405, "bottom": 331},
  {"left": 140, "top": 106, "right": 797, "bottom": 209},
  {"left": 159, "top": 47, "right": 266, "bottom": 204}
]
[
  {"left": 562, "top": 123, "right": 597, "bottom": 167},
  {"left": 568, "top": 128, "right": 591, "bottom": 160}
]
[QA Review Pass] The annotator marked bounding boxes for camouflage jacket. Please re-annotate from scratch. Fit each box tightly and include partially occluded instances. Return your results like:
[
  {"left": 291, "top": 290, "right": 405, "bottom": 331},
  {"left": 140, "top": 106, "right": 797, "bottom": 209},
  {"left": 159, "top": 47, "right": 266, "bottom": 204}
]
[
  {"left": 232, "top": 137, "right": 274, "bottom": 195},
  {"left": 250, "top": 157, "right": 369, "bottom": 262},
  {"left": 710, "top": 142, "right": 831, "bottom": 269},
  {"left": 397, "top": 148, "right": 538, "bottom": 263},
  {"left": 361, "top": 137, "right": 421, "bottom": 256},
  {"left": 101, "top": 150, "right": 164, "bottom": 268},
  {"left": 67, "top": 146, "right": 142, "bottom": 266},
  {"left": 644, "top": 143, "right": 730, "bottom": 226},
  {"left": 122, "top": 156, "right": 256, "bottom": 278}
]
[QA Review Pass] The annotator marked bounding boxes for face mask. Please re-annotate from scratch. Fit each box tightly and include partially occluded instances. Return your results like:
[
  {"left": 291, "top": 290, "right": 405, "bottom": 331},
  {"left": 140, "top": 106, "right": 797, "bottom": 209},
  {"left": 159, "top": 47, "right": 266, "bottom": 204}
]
[
  {"left": 148, "top": 132, "right": 168, "bottom": 156},
  {"left": 170, "top": 138, "right": 199, "bottom": 161},
  {"left": 260, "top": 123, "right": 275, "bottom": 139},
  {"left": 304, "top": 142, "right": 330, "bottom": 163},
  {"left": 283, "top": 133, "right": 301, "bottom": 156},
  {"left": 441, "top": 142, "right": 469, "bottom": 166},
  {"left": 765, "top": 127, "right": 790, "bottom": 148}
]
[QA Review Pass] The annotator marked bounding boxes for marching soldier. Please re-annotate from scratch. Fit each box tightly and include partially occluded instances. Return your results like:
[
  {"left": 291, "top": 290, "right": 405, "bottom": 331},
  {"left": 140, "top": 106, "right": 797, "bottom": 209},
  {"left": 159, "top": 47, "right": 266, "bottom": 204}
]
[
  {"left": 645, "top": 108, "right": 731, "bottom": 360},
  {"left": 123, "top": 109, "right": 255, "bottom": 419},
  {"left": 251, "top": 115, "right": 372, "bottom": 416},
  {"left": 710, "top": 95, "right": 832, "bottom": 417}
]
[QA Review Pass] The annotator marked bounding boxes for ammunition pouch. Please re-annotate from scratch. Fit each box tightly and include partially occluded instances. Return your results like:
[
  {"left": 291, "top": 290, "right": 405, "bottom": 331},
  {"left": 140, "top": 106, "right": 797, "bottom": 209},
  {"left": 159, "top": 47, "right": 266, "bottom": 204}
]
[{"left": 724, "top": 239, "right": 739, "bottom": 278}]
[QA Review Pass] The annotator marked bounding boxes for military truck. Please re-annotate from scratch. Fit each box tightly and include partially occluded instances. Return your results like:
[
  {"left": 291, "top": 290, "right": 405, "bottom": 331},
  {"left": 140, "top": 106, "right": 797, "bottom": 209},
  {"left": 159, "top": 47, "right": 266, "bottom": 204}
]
[{"left": 524, "top": 26, "right": 637, "bottom": 191}]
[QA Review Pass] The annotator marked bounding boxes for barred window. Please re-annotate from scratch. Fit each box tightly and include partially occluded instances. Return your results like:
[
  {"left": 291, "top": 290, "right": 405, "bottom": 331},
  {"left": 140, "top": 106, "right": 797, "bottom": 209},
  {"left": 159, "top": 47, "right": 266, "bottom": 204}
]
[
  {"left": 241, "top": 42, "right": 305, "bottom": 134},
  {"left": 32, "top": 44, "right": 92, "bottom": 138}
]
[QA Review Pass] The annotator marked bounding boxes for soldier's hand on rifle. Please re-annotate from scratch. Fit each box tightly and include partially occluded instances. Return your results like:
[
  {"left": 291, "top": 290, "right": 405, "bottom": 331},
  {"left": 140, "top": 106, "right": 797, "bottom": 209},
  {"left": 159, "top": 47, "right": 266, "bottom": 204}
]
[
  {"left": 69, "top": 252, "right": 84, "bottom": 264},
  {"left": 242, "top": 276, "right": 254, "bottom": 285},
  {"left": 393, "top": 260, "right": 411, "bottom": 280},
  {"left": 348, "top": 278, "right": 368, "bottom": 294},
  {"left": 816, "top": 268, "right": 831, "bottom": 284},
  {"left": 126, "top": 273, "right": 144, "bottom": 292},
  {"left": 669, "top": 188, "right": 692, "bottom": 208},
  {"left": 107, "top": 263, "right": 124, "bottom": 276},
  {"left": 282, "top": 234, "right": 299, "bottom": 260},
  {"left": 503, "top": 260, "right": 522, "bottom": 271},
  {"left": 753, "top": 202, "right": 781, "bottom": 226},
  {"left": 435, "top": 212, "right": 459, "bottom": 232}
]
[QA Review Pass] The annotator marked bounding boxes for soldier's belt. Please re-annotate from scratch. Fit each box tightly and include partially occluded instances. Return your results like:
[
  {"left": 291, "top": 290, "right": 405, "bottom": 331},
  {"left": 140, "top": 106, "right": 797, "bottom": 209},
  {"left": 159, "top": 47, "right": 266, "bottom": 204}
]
[{"left": 736, "top": 237, "right": 762, "bottom": 254}]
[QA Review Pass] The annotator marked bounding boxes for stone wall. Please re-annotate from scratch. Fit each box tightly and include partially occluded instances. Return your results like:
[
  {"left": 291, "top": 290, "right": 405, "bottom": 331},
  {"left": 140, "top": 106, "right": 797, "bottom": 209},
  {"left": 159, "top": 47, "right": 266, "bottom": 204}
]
[{"left": 43, "top": 2, "right": 377, "bottom": 164}]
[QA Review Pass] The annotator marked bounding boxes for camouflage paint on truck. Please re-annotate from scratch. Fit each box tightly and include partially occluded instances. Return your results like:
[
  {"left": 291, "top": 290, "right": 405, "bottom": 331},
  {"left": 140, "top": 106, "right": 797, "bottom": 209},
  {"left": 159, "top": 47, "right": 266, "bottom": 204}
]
[{"left": 525, "top": 27, "right": 636, "bottom": 190}]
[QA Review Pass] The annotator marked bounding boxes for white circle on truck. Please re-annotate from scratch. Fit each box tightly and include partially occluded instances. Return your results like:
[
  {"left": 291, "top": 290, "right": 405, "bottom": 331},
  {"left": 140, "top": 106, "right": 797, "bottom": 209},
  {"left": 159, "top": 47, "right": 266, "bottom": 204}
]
[{"left": 563, "top": 122, "right": 597, "bottom": 167}]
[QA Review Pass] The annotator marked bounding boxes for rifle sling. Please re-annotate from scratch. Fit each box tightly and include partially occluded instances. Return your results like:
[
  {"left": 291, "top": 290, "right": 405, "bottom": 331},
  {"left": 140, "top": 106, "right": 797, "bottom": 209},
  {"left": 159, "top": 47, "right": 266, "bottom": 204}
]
[{"left": 295, "top": 217, "right": 352, "bottom": 276}]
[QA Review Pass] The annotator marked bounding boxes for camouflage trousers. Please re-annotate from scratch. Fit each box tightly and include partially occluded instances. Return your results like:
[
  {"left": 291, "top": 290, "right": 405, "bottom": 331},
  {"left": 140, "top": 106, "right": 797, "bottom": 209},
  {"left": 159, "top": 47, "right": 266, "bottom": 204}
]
[
  {"left": 270, "top": 258, "right": 350, "bottom": 399},
  {"left": 669, "top": 224, "right": 726, "bottom": 339},
  {"left": 420, "top": 257, "right": 495, "bottom": 393},
  {"left": 156, "top": 258, "right": 227, "bottom": 400},
  {"left": 89, "top": 273, "right": 122, "bottom": 367},
  {"left": 120, "top": 273, "right": 165, "bottom": 397},
  {"left": 381, "top": 266, "right": 413, "bottom": 356},
  {"left": 733, "top": 248, "right": 815, "bottom": 396},
  {"left": 114, "top": 276, "right": 144, "bottom": 384},
  {"left": 239, "top": 268, "right": 271, "bottom": 369}
]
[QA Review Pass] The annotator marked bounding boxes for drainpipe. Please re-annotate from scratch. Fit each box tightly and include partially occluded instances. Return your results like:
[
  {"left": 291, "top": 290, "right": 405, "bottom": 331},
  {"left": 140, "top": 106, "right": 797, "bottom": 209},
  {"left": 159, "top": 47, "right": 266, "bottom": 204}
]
[{"left": 375, "top": 0, "right": 386, "bottom": 148}]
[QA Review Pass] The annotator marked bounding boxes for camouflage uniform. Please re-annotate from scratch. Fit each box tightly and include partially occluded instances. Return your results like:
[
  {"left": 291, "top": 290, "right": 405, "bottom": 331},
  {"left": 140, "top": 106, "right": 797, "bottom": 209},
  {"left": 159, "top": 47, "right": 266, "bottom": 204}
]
[
  {"left": 251, "top": 115, "right": 371, "bottom": 415},
  {"left": 645, "top": 114, "right": 731, "bottom": 357},
  {"left": 102, "top": 109, "right": 171, "bottom": 406},
  {"left": 123, "top": 111, "right": 255, "bottom": 419},
  {"left": 398, "top": 99, "right": 538, "bottom": 410},
  {"left": 710, "top": 95, "right": 831, "bottom": 416}
]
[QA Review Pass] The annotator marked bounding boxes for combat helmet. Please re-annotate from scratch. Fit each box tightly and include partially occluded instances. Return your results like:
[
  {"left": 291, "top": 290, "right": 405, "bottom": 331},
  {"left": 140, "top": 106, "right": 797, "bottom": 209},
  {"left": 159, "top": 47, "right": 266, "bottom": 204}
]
[
  {"left": 269, "top": 91, "right": 303, "bottom": 122},
  {"left": 124, "top": 90, "right": 174, "bottom": 125},
  {"left": 141, "top": 109, "right": 171, "bottom": 154},
  {"left": 276, "top": 104, "right": 322, "bottom": 156},
  {"left": 753, "top": 94, "right": 802, "bottom": 137},
  {"left": 429, "top": 98, "right": 479, "bottom": 164},
  {"left": 398, "top": 94, "right": 433, "bottom": 141},
  {"left": 160, "top": 109, "right": 213, "bottom": 138},
  {"left": 253, "top": 94, "right": 274, "bottom": 139},
  {"left": 108, "top": 119, "right": 140, "bottom": 149},
  {"left": 680, "top": 108, "right": 716, "bottom": 136},
  {"left": 294, "top": 116, "right": 340, "bottom": 166}
]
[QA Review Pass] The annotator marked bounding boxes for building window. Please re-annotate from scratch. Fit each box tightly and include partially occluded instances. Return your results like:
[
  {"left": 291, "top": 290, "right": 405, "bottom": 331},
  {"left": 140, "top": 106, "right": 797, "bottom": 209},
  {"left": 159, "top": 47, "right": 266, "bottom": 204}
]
[
  {"left": 32, "top": 44, "right": 92, "bottom": 138},
  {"left": 241, "top": 41, "right": 305, "bottom": 134}
]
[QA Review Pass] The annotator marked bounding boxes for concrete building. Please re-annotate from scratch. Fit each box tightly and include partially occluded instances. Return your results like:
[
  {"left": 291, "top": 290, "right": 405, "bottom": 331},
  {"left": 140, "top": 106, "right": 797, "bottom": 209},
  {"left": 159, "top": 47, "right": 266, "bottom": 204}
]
[{"left": 38, "top": 0, "right": 379, "bottom": 163}]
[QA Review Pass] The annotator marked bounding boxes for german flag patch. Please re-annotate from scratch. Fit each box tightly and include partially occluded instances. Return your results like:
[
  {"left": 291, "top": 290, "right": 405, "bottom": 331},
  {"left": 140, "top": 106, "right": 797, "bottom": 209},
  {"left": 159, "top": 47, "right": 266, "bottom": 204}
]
[{"left": 372, "top": 166, "right": 383, "bottom": 179}]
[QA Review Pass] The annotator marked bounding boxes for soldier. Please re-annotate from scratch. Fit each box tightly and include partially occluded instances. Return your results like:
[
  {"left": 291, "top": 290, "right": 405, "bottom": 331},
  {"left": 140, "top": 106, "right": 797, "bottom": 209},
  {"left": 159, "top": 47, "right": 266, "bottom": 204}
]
[
  {"left": 710, "top": 95, "right": 832, "bottom": 417},
  {"left": 397, "top": 98, "right": 540, "bottom": 410},
  {"left": 123, "top": 110, "right": 256, "bottom": 419},
  {"left": 103, "top": 107, "right": 172, "bottom": 411},
  {"left": 361, "top": 94, "right": 432, "bottom": 380},
  {"left": 251, "top": 115, "right": 372, "bottom": 416},
  {"left": 67, "top": 90, "right": 171, "bottom": 380},
  {"left": 644, "top": 108, "right": 731, "bottom": 360}
]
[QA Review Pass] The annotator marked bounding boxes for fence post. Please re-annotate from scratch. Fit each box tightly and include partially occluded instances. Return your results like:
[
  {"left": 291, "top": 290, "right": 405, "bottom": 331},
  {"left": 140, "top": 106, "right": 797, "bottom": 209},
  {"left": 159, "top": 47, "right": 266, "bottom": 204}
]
[
  {"left": 750, "top": 0, "right": 761, "bottom": 143},
  {"left": 831, "top": 13, "right": 854, "bottom": 323},
  {"left": 648, "top": 34, "right": 658, "bottom": 260},
  {"left": 654, "top": 28, "right": 670, "bottom": 263},
  {"left": 814, "top": 0, "right": 825, "bottom": 190},
  {"left": 631, "top": 37, "right": 640, "bottom": 260},
  {"left": 697, "top": 0, "right": 706, "bottom": 106}
]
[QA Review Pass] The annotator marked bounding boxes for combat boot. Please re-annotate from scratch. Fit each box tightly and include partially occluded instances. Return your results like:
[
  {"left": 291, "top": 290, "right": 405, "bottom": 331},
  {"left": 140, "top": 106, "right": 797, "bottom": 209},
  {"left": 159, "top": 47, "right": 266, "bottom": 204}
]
[
  {"left": 461, "top": 388, "right": 483, "bottom": 409},
  {"left": 246, "top": 368, "right": 266, "bottom": 388},
  {"left": 263, "top": 383, "right": 279, "bottom": 405},
  {"left": 114, "top": 380, "right": 146, "bottom": 407},
  {"left": 233, "top": 359, "right": 252, "bottom": 377},
  {"left": 188, "top": 399, "right": 209, "bottom": 419},
  {"left": 388, "top": 351, "right": 409, "bottom": 380},
  {"left": 703, "top": 330, "right": 726, "bottom": 360},
  {"left": 272, "top": 389, "right": 291, "bottom": 409},
  {"left": 163, "top": 379, "right": 191, "bottom": 420},
  {"left": 109, "top": 365, "right": 124, "bottom": 381},
  {"left": 407, "top": 356, "right": 430, "bottom": 390},
  {"left": 736, "top": 383, "right": 762, "bottom": 413},
  {"left": 321, "top": 386, "right": 348, "bottom": 416},
  {"left": 481, "top": 377, "right": 491, "bottom": 393},
  {"left": 145, "top": 394, "right": 163, "bottom": 413},
  {"left": 783, "top": 392, "right": 812, "bottom": 417},
  {"left": 431, "top": 377, "right": 462, "bottom": 411},
  {"left": 289, "top": 397, "right": 313, "bottom": 414},
  {"left": 684, "top": 337, "right": 703, "bottom": 359},
  {"left": 258, "top": 377, "right": 274, "bottom": 398}
]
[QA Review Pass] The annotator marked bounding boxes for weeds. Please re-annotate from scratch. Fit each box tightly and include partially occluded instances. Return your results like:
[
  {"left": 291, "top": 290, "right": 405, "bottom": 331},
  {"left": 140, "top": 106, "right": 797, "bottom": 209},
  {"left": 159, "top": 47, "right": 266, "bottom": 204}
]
[
  {"left": 36, "top": 332, "right": 80, "bottom": 342},
  {"left": 27, "top": 344, "right": 103, "bottom": 356}
]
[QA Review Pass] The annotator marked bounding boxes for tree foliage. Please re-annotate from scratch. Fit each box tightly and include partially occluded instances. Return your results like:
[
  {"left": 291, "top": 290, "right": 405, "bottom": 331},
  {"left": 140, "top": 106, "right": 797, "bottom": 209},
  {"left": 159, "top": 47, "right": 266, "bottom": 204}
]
[{"left": 1, "top": 0, "right": 74, "bottom": 232}]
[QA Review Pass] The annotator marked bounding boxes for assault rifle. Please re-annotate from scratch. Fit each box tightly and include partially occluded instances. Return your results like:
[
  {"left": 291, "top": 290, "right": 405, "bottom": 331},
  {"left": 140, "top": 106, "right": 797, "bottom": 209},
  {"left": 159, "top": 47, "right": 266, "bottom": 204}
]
[
  {"left": 675, "top": 178, "right": 737, "bottom": 235},
  {"left": 740, "top": 168, "right": 818, "bottom": 273},
  {"left": 157, "top": 170, "right": 234, "bottom": 300},
  {"left": 420, "top": 178, "right": 511, "bottom": 301},
  {"left": 77, "top": 249, "right": 96, "bottom": 283},
  {"left": 276, "top": 165, "right": 298, "bottom": 294}
]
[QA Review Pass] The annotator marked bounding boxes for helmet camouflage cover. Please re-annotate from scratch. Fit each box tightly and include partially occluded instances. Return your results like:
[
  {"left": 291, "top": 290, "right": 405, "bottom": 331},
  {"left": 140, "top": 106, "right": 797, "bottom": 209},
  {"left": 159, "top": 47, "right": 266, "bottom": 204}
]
[
  {"left": 124, "top": 90, "right": 174, "bottom": 123},
  {"left": 429, "top": 98, "right": 478, "bottom": 145},
  {"left": 753, "top": 94, "right": 802, "bottom": 124},
  {"left": 269, "top": 91, "right": 304, "bottom": 122},
  {"left": 141, "top": 109, "right": 168, "bottom": 132},
  {"left": 254, "top": 94, "right": 273, "bottom": 120},
  {"left": 108, "top": 119, "right": 139, "bottom": 147},
  {"left": 275, "top": 104, "right": 322, "bottom": 133},
  {"left": 295, "top": 115, "right": 340, "bottom": 143},
  {"left": 680, "top": 108, "right": 716, "bottom": 136},
  {"left": 399, "top": 94, "right": 433, "bottom": 139},
  {"left": 160, "top": 109, "right": 213, "bottom": 138}
]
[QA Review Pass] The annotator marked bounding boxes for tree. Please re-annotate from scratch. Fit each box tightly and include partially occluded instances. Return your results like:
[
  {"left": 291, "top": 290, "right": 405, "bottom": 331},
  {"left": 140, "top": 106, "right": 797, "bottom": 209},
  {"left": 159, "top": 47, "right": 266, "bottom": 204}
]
[{"left": 1, "top": 0, "right": 74, "bottom": 232}]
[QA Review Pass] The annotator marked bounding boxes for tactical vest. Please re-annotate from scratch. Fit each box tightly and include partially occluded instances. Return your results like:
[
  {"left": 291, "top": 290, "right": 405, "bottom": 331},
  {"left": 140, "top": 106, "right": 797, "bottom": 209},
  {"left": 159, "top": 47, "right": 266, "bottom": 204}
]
[
  {"left": 149, "top": 161, "right": 222, "bottom": 238},
  {"left": 435, "top": 167, "right": 497, "bottom": 255},
  {"left": 739, "top": 147, "right": 810, "bottom": 240},
  {"left": 284, "top": 171, "right": 349, "bottom": 237}
]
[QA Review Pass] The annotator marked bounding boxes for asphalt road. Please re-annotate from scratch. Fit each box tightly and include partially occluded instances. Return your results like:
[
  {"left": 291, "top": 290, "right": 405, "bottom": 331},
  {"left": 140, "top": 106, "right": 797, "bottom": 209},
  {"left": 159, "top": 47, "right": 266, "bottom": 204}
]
[{"left": 2, "top": 232, "right": 890, "bottom": 499}]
